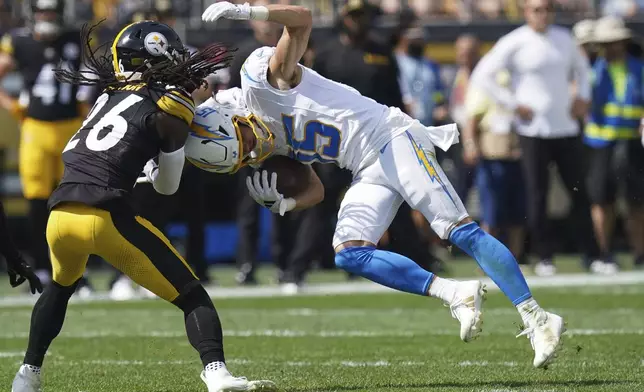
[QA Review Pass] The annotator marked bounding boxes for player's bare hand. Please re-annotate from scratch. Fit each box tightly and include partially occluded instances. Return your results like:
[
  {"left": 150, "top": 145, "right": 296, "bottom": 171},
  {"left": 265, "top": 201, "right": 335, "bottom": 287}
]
[
  {"left": 515, "top": 105, "right": 534, "bottom": 122},
  {"left": 202, "top": 2, "right": 252, "bottom": 22},
  {"left": 463, "top": 144, "right": 480, "bottom": 167},
  {"left": 570, "top": 98, "right": 589, "bottom": 119},
  {"left": 6, "top": 254, "right": 43, "bottom": 294}
]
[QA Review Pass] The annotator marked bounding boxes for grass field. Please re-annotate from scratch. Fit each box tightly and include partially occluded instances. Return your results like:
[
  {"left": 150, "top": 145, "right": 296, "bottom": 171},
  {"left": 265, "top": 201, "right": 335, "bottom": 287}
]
[{"left": 1, "top": 261, "right": 643, "bottom": 392}]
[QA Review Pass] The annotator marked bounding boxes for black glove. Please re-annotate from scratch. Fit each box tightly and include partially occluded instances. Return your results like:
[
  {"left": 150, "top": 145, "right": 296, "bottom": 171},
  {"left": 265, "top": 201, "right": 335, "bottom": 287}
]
[{"left": 6, "top": 254, "right": 43, "bottom": 294}]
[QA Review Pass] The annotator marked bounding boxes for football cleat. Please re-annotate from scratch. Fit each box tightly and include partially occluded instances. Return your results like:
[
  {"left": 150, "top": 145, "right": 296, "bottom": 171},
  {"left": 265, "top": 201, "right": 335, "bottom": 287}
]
[
  {"left": 447, "top": 280, "right": 486, "bottom": 342},
  {"left": 12, "top": 364, "right": 41, "bottom": 392},
  {"left": 534, "top": 260, "right": 556, "bottom": 277},
  {"left": 516, "top": 311, "right": 566, "bottom": 368},
  {"left": 201, "top": 367, "right": 277, "bottom": 392}
]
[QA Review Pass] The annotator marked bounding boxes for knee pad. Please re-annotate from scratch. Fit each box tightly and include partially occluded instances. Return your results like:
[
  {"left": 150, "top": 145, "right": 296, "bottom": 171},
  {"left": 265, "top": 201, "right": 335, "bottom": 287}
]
[
  {"left": 334, "top": 246, "right": 374, "bottom": 272},
  {"left": 172, "top": 282, "right": 213, "bottom": 314}
]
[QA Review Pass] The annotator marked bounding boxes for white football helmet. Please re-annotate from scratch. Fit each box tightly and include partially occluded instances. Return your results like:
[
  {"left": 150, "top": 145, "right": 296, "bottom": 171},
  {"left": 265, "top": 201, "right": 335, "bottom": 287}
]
[{"left": 185, "top": 96, "right": 274, "bottom": 174}]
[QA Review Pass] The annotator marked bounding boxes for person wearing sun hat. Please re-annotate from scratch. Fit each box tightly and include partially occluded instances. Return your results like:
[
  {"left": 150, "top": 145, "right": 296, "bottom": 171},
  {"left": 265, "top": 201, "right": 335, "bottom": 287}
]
[
  {"left": 585, "top": 15, "right": 644, "bottom": 273},
  {"left": 573, "top": 19, "right": 598, "bottom": 65}
]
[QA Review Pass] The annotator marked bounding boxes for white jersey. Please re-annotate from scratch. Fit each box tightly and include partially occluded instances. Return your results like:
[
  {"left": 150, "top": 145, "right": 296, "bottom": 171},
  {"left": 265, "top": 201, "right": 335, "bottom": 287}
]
[{"left": 239, "top": 46, "right": 416, "bottom": 173}]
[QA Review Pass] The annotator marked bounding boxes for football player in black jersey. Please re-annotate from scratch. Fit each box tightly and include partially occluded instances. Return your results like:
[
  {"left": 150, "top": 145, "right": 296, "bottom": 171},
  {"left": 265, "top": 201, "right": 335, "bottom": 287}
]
[
  {"left": 0, "top": 0, "right": 92, "bottom": 287},
  {"left": 11, "top": 21, "right": 277, "bottom": 392}
]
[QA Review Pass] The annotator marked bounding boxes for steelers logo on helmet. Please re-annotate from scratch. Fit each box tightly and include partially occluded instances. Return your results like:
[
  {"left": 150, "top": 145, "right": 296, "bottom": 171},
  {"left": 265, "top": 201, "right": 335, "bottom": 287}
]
[{"left": 144, "top": 32, "right": 169, "bottom": 56}]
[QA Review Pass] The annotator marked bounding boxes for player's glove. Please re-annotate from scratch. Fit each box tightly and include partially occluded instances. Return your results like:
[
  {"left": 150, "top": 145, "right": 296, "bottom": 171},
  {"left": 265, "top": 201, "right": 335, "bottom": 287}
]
[
  {"left": 5, "top": 253, "right": 43, "bottom": 294},
  {"left": 246, "top": 170, "right": 296, "bottom": 216},
  {"left": 136, "top": 159, "right": 159, "bottom": 185},
  {"left": 202, "top": 1, "right": 268, "bottom": 23}
]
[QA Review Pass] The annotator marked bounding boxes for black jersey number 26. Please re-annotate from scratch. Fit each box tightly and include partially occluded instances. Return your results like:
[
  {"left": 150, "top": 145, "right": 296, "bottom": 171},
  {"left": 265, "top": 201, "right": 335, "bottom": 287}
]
[{"left": 63, "top": 93, "right": 143, "bottom": 153}]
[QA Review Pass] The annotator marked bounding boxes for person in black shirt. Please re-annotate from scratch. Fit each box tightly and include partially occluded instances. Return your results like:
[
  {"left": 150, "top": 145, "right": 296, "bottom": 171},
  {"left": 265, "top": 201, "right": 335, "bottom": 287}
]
[
  {"left": 11, "top": 21, "right": 275, "bottom": 392},
  {"left": 228, "top": 3, "right": 288, "bottom": 286},
  {"left": 313, "top": 0, "right": 443, "bottom": 275}
]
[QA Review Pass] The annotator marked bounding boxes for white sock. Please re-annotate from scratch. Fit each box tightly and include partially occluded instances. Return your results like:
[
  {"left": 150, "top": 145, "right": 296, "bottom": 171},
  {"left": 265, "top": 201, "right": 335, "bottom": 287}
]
[
  {"left": 516, "top": 297, "right": 544, "bottom": 327},
  {"left": 205, "top": 361, "right": 227, "bottom": 373},
  {"left": 427, "top": 276, "right": 458, "bottom": 302},
  {"left": 24, "top": 364, "right": 41, "bottom": 375}
]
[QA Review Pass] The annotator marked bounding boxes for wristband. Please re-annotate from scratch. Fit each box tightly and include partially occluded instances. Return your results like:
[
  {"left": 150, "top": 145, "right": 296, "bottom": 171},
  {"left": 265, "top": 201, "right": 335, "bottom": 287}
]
[{"left": 250, "top": 6, "right": 269, "bottom": 21}]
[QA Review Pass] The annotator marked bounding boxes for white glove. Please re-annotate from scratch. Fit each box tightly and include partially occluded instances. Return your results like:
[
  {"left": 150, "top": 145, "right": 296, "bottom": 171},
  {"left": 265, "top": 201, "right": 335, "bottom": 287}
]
[
  {"left": 202, "top": 2, "right": 268, "bottom": 23},
  {"left": 246, "top": 170, "right": 296, "bottom": 216},
  {"left": 136, "top": 159, "right": 159, "bottom": 184}
]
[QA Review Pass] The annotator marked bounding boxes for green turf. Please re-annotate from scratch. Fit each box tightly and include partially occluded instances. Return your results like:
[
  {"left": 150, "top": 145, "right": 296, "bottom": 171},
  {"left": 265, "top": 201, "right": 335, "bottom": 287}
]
[{"left": 1, "top": 284, "right": 643, "bottom": 391}]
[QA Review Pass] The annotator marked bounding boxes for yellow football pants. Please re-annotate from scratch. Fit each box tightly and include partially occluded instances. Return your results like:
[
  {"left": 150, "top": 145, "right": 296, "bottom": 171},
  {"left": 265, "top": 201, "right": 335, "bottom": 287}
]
[
  {"left": 47, "top": 203, "right": 198, "bottom": 302},
  {"left": 19, "top": 117, "right": 83, "bottom": 199}
]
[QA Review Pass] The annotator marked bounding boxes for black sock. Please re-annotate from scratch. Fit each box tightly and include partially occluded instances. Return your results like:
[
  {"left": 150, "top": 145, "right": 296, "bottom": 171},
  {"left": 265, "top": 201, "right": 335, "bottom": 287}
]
[
  {"left": 173, "top": 284, "right": 225, "bottom": 366},
  {"left": 23, "top": 280, "right": 79, "bottom": 367}
]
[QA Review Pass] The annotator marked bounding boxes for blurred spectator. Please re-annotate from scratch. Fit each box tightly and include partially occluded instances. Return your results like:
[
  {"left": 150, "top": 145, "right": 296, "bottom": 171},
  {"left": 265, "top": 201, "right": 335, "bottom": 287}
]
[
  {"left": 314, "top": 0, "right": 444, "bottom": 276},
  {"left": 471, "top": 0, "right": 601, "bottom": 276},
  {"left": 463, "top": 70, "right": 527, "bottom": 264},
  {"left": 395, "top": 26, "right": 448, "bottom": 126},
  {"left": 601, "top": 0, "right": 641, "bottom": 18},
  {"left": 585, "top": 16, "right": 644, "bottom": 272},
  {"left": 573, "top": 18, "right": 599, "bottom": 65},
  {"left": 449, "top": 34, "right": 481, "bottom": 200},
  {"left": 228, "top": 0, "right": 304, "bottom": 288}
]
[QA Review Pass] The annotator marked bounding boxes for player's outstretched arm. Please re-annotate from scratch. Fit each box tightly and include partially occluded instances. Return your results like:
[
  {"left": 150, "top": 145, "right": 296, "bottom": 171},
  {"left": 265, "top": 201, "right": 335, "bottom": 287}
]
[{"left": 201, "top": 2, "right": 312, "bottom": 89}]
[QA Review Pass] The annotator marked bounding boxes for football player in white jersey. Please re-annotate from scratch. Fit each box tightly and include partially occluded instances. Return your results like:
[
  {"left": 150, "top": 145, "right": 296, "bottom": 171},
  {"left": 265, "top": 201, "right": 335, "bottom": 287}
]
[{"left": 193, "top": 2, "right": 565, "bottom": 368}]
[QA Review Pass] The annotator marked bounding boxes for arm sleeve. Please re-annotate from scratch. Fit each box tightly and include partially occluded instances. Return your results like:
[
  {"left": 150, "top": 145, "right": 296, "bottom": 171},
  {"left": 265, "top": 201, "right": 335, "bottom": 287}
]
[
  {"left": 470, "top": 34, "right": 518, "bottom": 111},
  {"left": 152, "top": 147, "right": 185, "bottom": 195},
  {"left": 571, "top": 43, "right": 591, "bottom": 101}
]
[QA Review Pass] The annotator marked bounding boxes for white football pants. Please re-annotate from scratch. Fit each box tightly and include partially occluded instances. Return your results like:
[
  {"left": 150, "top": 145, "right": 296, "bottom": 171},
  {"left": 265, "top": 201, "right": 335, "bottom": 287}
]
[{"left": 332, "top": 123, "right": 469, "bottom": 248}]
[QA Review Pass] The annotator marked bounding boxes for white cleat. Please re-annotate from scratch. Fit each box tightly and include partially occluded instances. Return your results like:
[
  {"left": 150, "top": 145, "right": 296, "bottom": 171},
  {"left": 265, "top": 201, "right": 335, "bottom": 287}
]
[
  {"left": 280, "top": 282, "right": 300, "bottom": 296},
  {"left": 138, "top": 285, "right": 157, "bottom": 299},
  {"left": 109, "top": 276, "right": 137, "bottom": 301},
  {"left": 201, "top": 368, "right": 277, "bottom": 392},
  {"left": 12, "top": 365, "right": 42, "bottom": 392},
  {"left": 517, "top": 311, "right": 566, "bottom": 368},
  {"left": 448, "top": 280, "right": 486, "bottom": 342},
  {"left": 534, "top": 261, "right": 556, "bottom": 277}
]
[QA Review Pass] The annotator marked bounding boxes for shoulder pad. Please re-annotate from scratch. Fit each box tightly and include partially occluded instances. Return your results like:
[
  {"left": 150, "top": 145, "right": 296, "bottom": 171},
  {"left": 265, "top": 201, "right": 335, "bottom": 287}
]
[
  {"left": 154, "top": 86, "right": 195, "bottom": 124},
  {"left": 241, "top": 46, "right": 275, "bottom": 87}
]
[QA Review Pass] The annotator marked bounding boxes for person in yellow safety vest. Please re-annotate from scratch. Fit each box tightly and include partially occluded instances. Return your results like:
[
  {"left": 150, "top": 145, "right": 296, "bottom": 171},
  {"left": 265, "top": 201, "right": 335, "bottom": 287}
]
[{"left": 586, "top": 16, "right": 644, "bottom": 272}]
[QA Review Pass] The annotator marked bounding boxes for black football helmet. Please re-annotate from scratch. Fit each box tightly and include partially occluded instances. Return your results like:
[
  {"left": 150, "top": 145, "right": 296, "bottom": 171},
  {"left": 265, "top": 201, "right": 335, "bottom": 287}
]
[
  {"left": 28, "top": 0, "right": 65, "bottom": 37},
  {"left": 111, "top": 21, "right": 189, "bottom": 81}
]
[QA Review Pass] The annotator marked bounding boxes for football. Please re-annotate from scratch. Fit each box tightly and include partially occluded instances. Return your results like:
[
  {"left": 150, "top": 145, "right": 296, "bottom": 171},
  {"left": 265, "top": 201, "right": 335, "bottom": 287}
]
[{"left": 255, "top": 155, "right": 310, "bottom": 197}]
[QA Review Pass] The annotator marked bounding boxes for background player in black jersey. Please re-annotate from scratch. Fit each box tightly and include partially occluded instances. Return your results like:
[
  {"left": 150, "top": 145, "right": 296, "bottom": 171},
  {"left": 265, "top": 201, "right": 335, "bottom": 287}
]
[
  {"left": 11, "top": 21, "right": 276, "bottom": 392},
  {"left": 0, "top": 0, "right": 93, "bottom": 290}
]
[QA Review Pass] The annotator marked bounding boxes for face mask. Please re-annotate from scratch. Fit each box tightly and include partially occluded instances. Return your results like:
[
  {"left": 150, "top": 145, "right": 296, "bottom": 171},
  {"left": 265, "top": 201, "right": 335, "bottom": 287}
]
[
  {"left": 34, "top": 21, "right": 61, "bottom": 37},
  {"left": 408, "top": 42, "right": 425, "bottom": 58}
]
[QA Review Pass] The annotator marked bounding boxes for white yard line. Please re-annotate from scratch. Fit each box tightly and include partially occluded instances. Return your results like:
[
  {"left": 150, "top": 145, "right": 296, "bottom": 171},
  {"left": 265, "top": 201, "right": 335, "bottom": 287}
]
[
  {"left": 1, "top": 328, "right": 643, "bottom": 340},
  {"left": 1, "top": 270, "right": 643, "bottom": 308}
]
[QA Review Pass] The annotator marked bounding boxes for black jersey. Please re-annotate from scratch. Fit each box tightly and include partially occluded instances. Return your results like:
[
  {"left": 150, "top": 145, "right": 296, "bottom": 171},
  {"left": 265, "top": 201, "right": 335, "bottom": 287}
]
[
  {"left": 0, "top": 28, "right": 83, "bottom": 121},
  {"left": 48, "top": 84, "right": 195, "bottom": 212}
]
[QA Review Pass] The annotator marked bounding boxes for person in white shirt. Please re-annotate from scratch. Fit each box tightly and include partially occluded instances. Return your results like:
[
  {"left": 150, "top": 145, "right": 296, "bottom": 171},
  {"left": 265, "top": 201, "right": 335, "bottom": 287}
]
[{"left": 471, "top": 0, "right": 601, "bottom": 276}]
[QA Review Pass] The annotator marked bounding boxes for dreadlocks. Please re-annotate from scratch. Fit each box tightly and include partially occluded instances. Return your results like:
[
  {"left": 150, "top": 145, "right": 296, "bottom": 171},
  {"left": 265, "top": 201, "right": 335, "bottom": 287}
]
[{"left": 55, "top": 21, "right": 234, "bottom": 92}]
